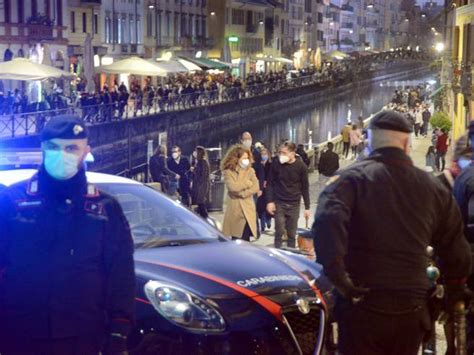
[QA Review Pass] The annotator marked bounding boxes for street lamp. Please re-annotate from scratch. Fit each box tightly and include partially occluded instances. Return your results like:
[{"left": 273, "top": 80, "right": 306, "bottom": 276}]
[
  {"left": 367, "top": 3, "right": 374, "bottom": 9},
  {"left": 435, "top": 42, "right": 445, "bottom": 53},
  {"left": 210, "top": 11, "right": 216, "bottom": 16}
]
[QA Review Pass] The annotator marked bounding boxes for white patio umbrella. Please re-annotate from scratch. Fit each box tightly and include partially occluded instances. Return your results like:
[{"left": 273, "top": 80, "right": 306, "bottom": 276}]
[
  {"left": 0, "top": 58, "right": 72, "bottom": 81},
  {"left": 97, "top": 56, "right": 167, "bottom": 76},
  {"left": 154, "top": 58, "right": 202, "bottom": 73}
]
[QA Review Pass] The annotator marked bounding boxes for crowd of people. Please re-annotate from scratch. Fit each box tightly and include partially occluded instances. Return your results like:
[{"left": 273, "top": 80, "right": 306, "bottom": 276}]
[
  {"left": 0, "top": 59, "right": 368, "bottom": 123},
  {"left": 147, "top": 131, "right": 313, "bottom": 245},
  {"left": 78, "top": 61, "right": 361, "bottom": 122}
]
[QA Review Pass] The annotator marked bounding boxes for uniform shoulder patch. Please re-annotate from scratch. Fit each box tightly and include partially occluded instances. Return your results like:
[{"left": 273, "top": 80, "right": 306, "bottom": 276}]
[{"left": 326, "top": 175, "right": 340, "bottom": 186}]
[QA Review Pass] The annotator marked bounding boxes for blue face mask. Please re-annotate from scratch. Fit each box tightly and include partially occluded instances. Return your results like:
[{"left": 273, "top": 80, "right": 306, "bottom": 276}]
[
  {"left": 44, "top": 150, "right": 81, "bottom": 180},
  {"left": 458, "top": 158, "right": 472, "bottom": 170},
  {"left": 262, "top": 155, "right": 269, "bottom": 162}
]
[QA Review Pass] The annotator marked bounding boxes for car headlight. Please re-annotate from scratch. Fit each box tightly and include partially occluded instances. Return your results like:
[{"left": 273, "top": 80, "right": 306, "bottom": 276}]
[{"left": 144, "top": 280, "right": 226, "bottom": 332}]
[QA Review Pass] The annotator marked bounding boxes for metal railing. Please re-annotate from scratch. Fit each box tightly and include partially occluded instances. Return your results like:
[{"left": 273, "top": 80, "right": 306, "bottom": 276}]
[
  {"left": 0, "top": 57, "right": 431, "bottom": 139},
  {"left": 0, "top": 73, "right": 337, "bottom": 137}
]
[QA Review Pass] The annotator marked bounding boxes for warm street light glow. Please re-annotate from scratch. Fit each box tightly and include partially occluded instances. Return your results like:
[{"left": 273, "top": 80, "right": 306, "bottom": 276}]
[
  {"left": 405, "top": 18, "right": 409, "bottom": 22},
  {"left": 367, "top": 4, "right": 374, "bottom": 9},
  {"left": 435, "top": 42, "right": 445, "bottom": 53},
  {"left": 195, "top": 51, "right": 202, "bottom": 58},
  {"left": 349, "top": 30, "right": 353, "bottom": 34},
  {"left": 210, "top": 11, "right": 216, "bottom": 16},
  {"left": 421, "top": 13, "right": 426, "bottom": 18},
  {"left": 329, "top": 22, "right": 334, "bottom": 26},
  {"left": 148, "top": 4, "right": 154, "bottom": 9},
  {"left": 259, "top": 21, "right": 264, "bottom": 25},
  {"left": 431, "top": 27, "right": 436, "bottom": 31}
]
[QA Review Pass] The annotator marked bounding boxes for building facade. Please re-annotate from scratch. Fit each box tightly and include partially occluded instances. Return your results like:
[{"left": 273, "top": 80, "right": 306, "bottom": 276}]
[
  {"left": 144, "top": 0, "right": 209, "bottom": 59},
  {"left": 447, "top": 0, "right": 474, "bottom": 140},
  {"left": 66, "top": 0, "right": 105, "bottom": 75},
  {"left": 0, "top": 0, "right": 68, "bottom": 68},
  {"left": 101, "top": 0, "right": 145, "bottom": 59}
]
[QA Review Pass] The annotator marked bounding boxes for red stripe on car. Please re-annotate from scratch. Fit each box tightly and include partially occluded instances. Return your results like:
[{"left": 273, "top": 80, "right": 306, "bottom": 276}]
[{"left": 139, "top": 260, "right": 283, "bottom": 322}]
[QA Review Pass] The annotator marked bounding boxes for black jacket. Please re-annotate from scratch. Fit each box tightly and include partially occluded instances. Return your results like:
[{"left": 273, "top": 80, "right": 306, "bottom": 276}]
[
  {"left": 318, "top": 150, "right": 340, "bottom": 177},
  {"left": 149, "top": 154, "right": 175, "bottom": 184},
  {"left": 191, "top": 160, "right": 210, "bottom": 205},
  {"left": 266, "top": 158, "right": 310, "bottom": 209},
  {"left": 453, "top": 166, "right": 474, "bottom": 244},
  {"left": 313, "top": 148, "right": 471, "bottom": 303},
  {"left": 0, "top": 168, "right": 135, "bottom": 343},
  {"left": 167, "top": 156, "right": 191, "bottom": 193}
]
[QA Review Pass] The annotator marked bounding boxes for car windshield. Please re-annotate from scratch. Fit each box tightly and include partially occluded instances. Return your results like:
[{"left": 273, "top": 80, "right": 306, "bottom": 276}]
[{"left": 96, "top": 183, "right": 224, "bottom": 249}]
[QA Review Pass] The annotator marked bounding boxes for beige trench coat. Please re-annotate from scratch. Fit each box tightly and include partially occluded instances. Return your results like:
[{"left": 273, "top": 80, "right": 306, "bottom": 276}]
[{"left": 222, "top": 167, "right": 259, "bottom": 238}]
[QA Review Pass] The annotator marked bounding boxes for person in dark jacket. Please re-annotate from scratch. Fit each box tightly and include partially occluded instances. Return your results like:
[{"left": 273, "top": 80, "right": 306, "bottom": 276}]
[
  {"left": 266, "top": 141, "right": 310, "bottom": 248},
  {"left": 191, "top": 146, "right": 210, "bottom": 218},
  {"left": 257, "top": 147, "right": 272, "bottom": 232},
  {"left": 149, "top": 144, "right": 179, "bottom": 195},
  {"left": 167, "top": 145, "right": 191, "bottom": 206},
  {"left": 422, "top": 105, "right": 431, "bottom": 137},
  {"left": 296, "top": 144, "right": 310, "bottom": 167},
  {"left": 318, "top": 142, "right": 339, "bottom": 177},
  {"left": 313, "top": 111, "right": 472, "bottom": 355},
  {"left": 451, "top": 122, "right": 474, "bottom": 354},
  {"left": 0, "top": 115, "right": 135, "bottom": 355}
]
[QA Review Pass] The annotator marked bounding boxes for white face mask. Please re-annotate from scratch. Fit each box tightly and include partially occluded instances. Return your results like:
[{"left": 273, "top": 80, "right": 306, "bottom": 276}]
[
  {"left": 458, "top": 158, "right": 471, "bottom": 170},
  {"left": 242, "top": 139, "right": 252, "bottom": 149},
  {"left": 44, "top": 150, "right": 81, "bottom": 180},
  {"left": 193, "top": 151, "right": 198, "bottom": 158},
  {"left": 239, "top": 158, "right": 250, "bottom": 169},
  {"left": 172, "top": 152, "right": 180, "bottom": 160},
  {"left": 279, "top": 155, "right": 290, "bottom": 164}
]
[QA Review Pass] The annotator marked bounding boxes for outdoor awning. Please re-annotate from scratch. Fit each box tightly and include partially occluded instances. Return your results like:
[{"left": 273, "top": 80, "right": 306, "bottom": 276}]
[
  {"left": 180, "top": 57, "right": 231, "bottom": 70},
  {"left": 154, "top": 58, "right": 202, "bottom": 73},
  {"left": 327, "top": 50, "right": 350, "bottom": 60},
  {"left": 252, "top": 57, "right": 277, "bottom": 63},
  {"left": 97, "top": 56, "right": 167, "bottom": 76},
  {"left": 0, "top": 58, "right": 72, "bottom": 81},
  {"left": 274, "top": 57, "right": 293, "bottom": 64}
]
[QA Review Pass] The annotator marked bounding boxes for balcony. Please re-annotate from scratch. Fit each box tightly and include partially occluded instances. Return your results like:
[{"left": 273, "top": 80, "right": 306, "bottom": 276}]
[
  {"left": 192, "top": 36, "right": 214, "bottom": 48},
  {"left": 246, "top": 23, "right": 258, "bottom": 33},
  {"left": 28, "top": 24, "right": 54, "bottom": 41},
  {"left": 340, "top": 22, "right": 353, "bottom": 29},
  {"left": 341, "top": 4, "right": 354, "bottom": 12}
]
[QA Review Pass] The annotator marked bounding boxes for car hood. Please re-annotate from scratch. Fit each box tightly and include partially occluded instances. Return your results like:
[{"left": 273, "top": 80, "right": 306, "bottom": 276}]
[{"left": 134, "top": 240, "right": 322, "bottom": 300}]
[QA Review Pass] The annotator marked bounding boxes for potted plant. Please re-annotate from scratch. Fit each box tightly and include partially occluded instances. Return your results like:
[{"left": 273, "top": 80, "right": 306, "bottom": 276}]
[{"left": 430, "top": 111, "right": 452, "bottom": 132}]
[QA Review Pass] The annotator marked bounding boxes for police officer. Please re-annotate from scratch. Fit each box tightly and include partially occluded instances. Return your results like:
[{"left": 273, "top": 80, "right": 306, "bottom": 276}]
[
  {"left": 452, "top": 121, "right": 474, "bottom": 354},
  {"left": 313, "top": 110, "right": 472, "bottom": 355},
  {"left": 0, "top": 115, "right": 135, "bottom": 354}
]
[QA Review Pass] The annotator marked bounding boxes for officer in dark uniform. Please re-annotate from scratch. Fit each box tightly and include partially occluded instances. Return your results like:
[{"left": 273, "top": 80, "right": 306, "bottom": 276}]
[
  {"left": 452, "top": 121, "right": 474, "bottom": 354},
  {"left": 313, "top": 110, "right": 472, "bottom": 355},
  {"left": 0, "top": 115, "right": 135, "bottom": 355}
]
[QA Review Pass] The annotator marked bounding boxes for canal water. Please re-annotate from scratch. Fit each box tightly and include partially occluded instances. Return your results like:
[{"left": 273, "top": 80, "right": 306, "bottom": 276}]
[{"left": 193, "top": 72, "right": 435, "bottom": 155}]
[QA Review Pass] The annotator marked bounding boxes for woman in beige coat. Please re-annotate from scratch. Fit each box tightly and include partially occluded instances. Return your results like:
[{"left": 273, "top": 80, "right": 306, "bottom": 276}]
[{"left": 221, "top": 145, "right": 259, "bottom": 240}]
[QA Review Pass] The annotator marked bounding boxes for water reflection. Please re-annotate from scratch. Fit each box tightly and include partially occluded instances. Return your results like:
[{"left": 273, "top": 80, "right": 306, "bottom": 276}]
[{"left": 194, "top": 73, "right": 434, "bottom": 153}]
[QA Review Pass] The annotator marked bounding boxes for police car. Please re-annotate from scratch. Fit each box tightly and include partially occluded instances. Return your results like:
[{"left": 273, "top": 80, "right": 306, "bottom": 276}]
[{"left": 0, "top": 164, "right": 330, "bottom": 355}]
